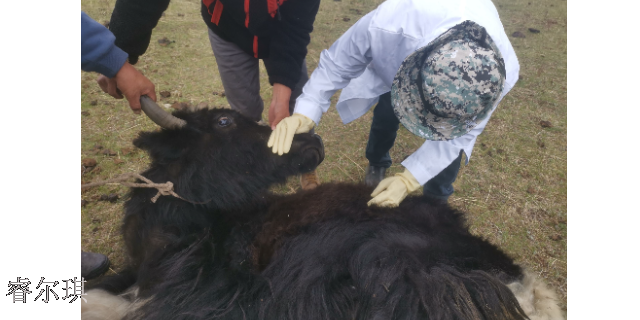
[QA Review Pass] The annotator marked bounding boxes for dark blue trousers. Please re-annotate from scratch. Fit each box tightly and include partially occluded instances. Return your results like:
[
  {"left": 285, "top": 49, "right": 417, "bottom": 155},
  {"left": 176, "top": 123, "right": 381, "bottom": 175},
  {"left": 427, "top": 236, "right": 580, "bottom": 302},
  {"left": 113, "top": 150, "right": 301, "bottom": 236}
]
[{"left": 365, "top": 92, "right": 463, "bottom": 201}]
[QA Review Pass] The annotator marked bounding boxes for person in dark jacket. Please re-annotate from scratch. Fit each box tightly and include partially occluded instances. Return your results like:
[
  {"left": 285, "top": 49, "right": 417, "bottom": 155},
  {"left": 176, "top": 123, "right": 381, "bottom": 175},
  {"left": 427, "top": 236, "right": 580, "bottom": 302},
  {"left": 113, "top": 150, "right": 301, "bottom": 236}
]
[
  {"left": 106, "top": 0, "right": 321, "bottom": 190},
  {"left": 81, "top": 11, "right": 156, "bottom": 279}
]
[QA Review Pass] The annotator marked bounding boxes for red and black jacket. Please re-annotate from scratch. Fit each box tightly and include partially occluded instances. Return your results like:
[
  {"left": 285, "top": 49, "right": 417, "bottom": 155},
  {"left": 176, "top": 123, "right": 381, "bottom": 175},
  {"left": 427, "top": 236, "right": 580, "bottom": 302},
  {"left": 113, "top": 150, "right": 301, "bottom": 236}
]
[{"left": 109, "top": 0, "right": 320, "bottom": 89}]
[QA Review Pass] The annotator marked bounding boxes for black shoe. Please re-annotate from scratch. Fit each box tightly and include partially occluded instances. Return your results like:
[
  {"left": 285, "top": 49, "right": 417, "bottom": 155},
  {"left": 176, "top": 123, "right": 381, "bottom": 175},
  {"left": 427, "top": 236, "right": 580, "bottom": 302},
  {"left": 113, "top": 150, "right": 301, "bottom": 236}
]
[
  {"left": 81, "top": 251, "right": 110, "bottom": 280},
  {"left": 365, "top": 165, "right": 387, "bottom": 187}
]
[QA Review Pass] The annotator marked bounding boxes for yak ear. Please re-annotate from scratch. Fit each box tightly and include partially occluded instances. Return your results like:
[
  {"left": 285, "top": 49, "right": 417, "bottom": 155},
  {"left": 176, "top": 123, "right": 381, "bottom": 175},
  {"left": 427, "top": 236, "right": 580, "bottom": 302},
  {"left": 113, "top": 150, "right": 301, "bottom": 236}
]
[{"left": 133, "top": 130, "right": 192, "bottom": 162}]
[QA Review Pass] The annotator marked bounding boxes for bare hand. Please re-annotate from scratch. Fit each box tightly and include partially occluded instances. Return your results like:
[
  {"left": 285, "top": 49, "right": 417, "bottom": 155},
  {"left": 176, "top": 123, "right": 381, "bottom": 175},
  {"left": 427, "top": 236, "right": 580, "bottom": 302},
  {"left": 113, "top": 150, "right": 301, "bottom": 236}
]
[
  {"left": 96, "top": 62, "right": 156, "bottom": 114},
  {"left": 268, "top": 83, "right": 292, "bottom": 129},
  {"left": 97, "top": 75, "right": 122, "bottom": 99}
]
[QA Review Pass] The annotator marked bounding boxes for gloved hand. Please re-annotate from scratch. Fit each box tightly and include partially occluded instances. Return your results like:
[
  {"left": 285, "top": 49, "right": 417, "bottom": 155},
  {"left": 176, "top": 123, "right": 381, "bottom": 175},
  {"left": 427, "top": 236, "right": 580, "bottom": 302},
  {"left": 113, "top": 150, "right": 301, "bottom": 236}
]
[
  {"left": 367, "top": 169, "right": 422, "bottom": 207},
  {"left": 267, "top": 114, "right": 315, "bottom": 155}
]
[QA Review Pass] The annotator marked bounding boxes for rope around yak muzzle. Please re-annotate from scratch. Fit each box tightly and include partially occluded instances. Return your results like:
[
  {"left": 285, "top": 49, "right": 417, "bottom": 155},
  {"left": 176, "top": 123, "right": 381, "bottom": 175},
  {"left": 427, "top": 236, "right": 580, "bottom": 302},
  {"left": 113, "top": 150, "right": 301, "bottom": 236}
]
[{"left": 81, "top": 172, "right": 211, "bottom": 204}]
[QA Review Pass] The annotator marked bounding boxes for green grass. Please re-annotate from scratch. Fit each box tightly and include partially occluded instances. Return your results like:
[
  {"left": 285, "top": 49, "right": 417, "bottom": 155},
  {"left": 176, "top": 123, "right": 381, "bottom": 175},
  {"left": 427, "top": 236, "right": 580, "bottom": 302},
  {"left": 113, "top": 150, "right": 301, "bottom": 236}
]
[{"left": 81, "top": 0, "right": 567, "bottom": 312}]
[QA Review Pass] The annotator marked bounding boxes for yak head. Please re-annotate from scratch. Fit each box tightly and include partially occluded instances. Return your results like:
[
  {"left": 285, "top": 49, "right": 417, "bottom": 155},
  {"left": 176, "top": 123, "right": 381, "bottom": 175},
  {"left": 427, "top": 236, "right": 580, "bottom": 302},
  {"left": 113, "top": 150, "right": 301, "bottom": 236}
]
[{"left": 131, "top": 99, "right": 324, "bottom": 211}]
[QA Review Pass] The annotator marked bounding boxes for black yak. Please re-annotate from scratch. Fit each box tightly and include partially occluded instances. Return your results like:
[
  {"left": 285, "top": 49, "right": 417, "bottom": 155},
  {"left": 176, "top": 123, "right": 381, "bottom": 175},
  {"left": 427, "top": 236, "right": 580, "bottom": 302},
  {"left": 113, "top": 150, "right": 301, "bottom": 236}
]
[{"left": 82, "top": 98, "right": 563, "bottom": 320}]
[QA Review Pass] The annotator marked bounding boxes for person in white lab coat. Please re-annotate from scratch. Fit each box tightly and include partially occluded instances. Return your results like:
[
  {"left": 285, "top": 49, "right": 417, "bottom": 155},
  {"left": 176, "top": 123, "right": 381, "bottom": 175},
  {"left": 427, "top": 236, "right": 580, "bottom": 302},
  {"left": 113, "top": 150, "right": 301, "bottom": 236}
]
[{"left": 268, "top": 0, "right": 519, "bottom": 207}]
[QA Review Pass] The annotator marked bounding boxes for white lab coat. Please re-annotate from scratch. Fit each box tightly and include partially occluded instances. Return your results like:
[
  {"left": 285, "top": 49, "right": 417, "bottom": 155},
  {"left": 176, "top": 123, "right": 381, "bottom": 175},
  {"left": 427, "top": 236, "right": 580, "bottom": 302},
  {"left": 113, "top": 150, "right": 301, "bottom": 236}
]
[{"left": 294, "top": 0, "right": 519, "bottom": 185}]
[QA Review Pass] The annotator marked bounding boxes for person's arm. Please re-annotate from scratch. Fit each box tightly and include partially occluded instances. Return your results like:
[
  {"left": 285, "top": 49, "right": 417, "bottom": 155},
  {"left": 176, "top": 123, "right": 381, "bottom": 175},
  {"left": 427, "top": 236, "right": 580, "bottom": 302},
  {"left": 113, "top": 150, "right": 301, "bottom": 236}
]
[
  {"left": 267, "top": 11, "right": 375, "bottom": 155},
  {"left": 262, "top": 0, "right": 319, "bottom": 90},
  {"left": 81, "top": 11, "right": 128, "bottom": 78},
  {"left": 268, "top": 83, "right": 292, "bottom": 129},
  {"left": 81, "top": 12, "right": 157, "bottom": 112},
  {"left": 96, "top": 63, "right": 157, "bottom": 113},
  {"left": 109, "top": 0, "right": 171, "bottom": 64},
  {"left": 367, "top": 114, "right": 495, "bottom": 207},
  {"left": 293, "top": 11, "right": 375, "bottom": 125},
  {"left": 371, "top": 62, "right": 520, "bottom": 207},
  {"left": 402, "top": 91, "right": 504, "bottom": 185},
  {"left": 368, "top": 133, "right": 479, "bottom": 208},
  {"left": 262, "top": 0, "right": 320, "bottom": 127}
]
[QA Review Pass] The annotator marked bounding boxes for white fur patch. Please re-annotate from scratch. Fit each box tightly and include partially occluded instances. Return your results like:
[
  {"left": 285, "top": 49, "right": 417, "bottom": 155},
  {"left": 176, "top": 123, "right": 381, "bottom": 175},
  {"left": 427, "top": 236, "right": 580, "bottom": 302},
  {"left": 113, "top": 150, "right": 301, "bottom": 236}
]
[
  {"left": 81, "top": 287, "right": 147, "bottom": 320},
  {"left": 507, "top": 272, "right": 565, "bottom": 320}
]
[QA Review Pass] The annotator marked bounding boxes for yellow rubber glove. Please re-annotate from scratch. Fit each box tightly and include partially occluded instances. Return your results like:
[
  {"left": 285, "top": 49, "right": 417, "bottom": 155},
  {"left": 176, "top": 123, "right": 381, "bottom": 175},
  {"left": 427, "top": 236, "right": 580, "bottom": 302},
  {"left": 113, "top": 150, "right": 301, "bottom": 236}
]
[
  {"left": 367, "top": 169, "right": 422, "bottom": 208},
  {"left": 267, "top": 114, "right": 315, "bottom": 155}
]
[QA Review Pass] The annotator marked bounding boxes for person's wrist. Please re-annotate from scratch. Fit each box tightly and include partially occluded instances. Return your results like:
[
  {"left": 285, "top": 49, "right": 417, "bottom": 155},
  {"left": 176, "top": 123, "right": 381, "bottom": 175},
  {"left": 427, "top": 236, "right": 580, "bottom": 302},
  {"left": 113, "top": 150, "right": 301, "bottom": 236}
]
[
  {"left": 113, "top": 61, "right": 133, "bottom": 80},
  {"left": 272, "top": 83, "right": 292, "bottom": 104},
  {"left": 398, "top": 170, "right": 421, "bottom": 193}
]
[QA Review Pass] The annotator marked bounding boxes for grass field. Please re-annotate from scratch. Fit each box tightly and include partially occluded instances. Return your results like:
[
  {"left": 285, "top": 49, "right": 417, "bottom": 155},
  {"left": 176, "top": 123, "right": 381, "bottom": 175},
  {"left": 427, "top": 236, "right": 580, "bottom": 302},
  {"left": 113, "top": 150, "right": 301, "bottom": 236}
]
[{"left": 81, "top": 0, "right": 567, "bottom": 313}]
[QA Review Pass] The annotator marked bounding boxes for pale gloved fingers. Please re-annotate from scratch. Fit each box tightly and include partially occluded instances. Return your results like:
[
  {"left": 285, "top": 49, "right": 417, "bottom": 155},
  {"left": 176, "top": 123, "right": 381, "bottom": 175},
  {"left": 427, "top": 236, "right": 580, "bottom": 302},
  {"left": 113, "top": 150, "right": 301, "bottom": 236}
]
[
  {"left": 278, "top": 121, "right": 294, "bottom": 155},
  {"left": 268, "top": 114, "right": 315, "bottom": 155},
  {"left": 367, "top": 184, "right": 405, "bottom": 207},
  {"left": 368, "top": 178, "right": 412, "bottom": 207},
  {"left": 283, "top": 122, "right": 298, "bottom": 154},
  {"left": 367, "top": 190, "right": 391, "bottom": 207},
  {"left": 278, "top": 115, "right": 314, "bottom": 155},
  {"left": 275, "top": 122, "right": 288, "bottom": 155},
  {"left": 270, "top": 123, "right": 285, "bottom": 153},
  {"left": 283, "top": 115, "right": 314, "bottom": 154},
  {"left": 368, "top": 169, "right": 421, "bottom": 207},
  {"left": 369, "top": 198, "right": 397, "bottom": 208},
  {"left": 370, "top": 176, "right": 396, "bottom": 197},
  {"left": 273, "top": 118, "right": 291, "bottom": 154}
]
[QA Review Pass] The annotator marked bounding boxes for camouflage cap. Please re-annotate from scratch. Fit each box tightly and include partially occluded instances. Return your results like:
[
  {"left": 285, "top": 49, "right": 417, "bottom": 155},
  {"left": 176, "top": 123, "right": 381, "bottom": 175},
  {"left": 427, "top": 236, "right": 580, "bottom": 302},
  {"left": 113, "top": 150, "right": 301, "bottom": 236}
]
[{"left": 391, "top": 21, "right": 506, "bottom": 141}]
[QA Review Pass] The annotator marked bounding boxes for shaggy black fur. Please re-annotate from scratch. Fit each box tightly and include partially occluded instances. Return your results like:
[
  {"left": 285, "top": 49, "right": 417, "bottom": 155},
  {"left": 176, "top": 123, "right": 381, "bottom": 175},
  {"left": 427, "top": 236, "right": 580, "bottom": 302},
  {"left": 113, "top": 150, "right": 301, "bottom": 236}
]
[
  {"left": 90, "top": 108, "right": 324, "bottom": 295},
  {"left": 91, "top": 108, "right": 529, "bottom": 320}
]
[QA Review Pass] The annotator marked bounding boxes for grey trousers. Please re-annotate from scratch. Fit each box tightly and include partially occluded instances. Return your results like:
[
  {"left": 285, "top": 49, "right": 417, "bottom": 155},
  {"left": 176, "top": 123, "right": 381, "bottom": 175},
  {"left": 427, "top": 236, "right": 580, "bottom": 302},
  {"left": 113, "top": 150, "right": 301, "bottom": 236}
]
[{"left": 207, "top": 29, "right": 309, "bottom": 122}]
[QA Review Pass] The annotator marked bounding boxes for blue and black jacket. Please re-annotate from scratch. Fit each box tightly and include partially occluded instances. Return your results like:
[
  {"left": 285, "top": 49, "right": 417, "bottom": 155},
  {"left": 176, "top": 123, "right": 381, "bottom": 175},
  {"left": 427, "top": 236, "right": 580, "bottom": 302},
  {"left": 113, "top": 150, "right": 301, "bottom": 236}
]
[
  {"left": 108, "top": 0, "right": 320, "bottom": 89},
  {"left": 81, "top": 11, "right": 128, "bottom": 78}
]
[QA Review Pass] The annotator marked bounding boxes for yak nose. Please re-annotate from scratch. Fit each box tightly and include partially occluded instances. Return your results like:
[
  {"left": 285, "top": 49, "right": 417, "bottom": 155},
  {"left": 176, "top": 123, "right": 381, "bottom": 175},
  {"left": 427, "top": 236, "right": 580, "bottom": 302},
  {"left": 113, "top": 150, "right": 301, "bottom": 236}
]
[
  {"left": 311, "top": 134, "right": 325, "bottom": 163},
  {"left": 291, "top": 133, "right": 325, "bottom": 173},
  {"left": 304, "top": 134, "right": 325, "bottom": 170}
]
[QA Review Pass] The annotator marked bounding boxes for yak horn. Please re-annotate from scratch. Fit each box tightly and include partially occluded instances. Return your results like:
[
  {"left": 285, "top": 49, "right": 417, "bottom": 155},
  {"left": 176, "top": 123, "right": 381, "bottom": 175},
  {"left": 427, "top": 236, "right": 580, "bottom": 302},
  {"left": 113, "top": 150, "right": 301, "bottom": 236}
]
[{"left": 140, "top": 95, "right": 187, "bottom": 129}]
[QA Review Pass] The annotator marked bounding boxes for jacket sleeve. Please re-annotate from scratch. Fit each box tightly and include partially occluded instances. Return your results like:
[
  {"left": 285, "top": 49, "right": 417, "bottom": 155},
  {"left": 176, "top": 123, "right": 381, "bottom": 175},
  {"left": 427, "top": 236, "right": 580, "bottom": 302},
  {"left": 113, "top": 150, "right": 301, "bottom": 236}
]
[
  {"left": 402, "top": 51, "right": 520, "bottom": 185},
  {"left": 401, "top": 98, "right": 498, "bottom": 185},
  {"left": 81, "top": 11, "right": 128, "bottom": 78},
  {"left": 262, "top": 0, "right": 321, "bottom": 89},
  {"left": 293, "top": 12, "right": 374, "bottom": 124},
  {"left": 109, "top": 0, "right": 171, "bottom": 64}
]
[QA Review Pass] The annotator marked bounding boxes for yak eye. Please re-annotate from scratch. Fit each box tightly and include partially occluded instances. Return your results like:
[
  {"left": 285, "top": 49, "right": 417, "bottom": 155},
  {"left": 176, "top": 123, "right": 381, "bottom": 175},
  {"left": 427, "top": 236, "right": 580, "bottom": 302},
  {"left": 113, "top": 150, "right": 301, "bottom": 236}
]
[{"left": 218, "top": 117, "right": 231, "bottom": 127}]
